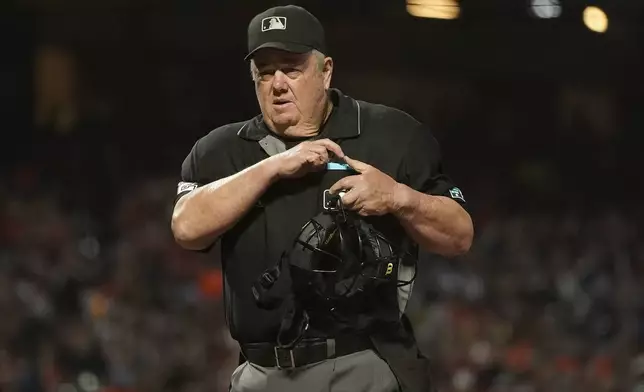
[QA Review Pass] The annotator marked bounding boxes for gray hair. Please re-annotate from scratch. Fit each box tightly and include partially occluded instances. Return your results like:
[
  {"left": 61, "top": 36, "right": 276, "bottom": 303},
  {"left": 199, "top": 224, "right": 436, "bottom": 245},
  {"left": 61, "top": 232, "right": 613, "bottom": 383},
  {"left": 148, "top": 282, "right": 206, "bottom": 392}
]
[{"left": 250, "top": 49, "right": 326, "bottom": 82}]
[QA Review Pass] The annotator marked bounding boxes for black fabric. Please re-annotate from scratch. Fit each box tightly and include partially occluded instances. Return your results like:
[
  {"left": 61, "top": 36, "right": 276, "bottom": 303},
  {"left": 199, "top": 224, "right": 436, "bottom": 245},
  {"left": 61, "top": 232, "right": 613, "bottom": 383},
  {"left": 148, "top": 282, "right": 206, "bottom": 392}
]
[
  {"left": 370, "top": 315, "right": 438, "bottom": 392},
  {"left": 250, "top": 259, "right": 285, "bottom": 311},
  {"left": 240, "top": 335, "right": 373, "bottom": 369},
  {"left": 401, "top": 121, "right": 469, "bottom": 211}
]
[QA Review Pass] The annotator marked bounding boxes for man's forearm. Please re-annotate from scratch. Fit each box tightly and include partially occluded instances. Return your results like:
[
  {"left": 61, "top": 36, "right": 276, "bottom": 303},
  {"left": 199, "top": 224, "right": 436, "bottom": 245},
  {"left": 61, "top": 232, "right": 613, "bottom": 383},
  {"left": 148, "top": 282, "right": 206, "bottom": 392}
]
[
  {"left": 171, "top": 158, "right": 279, "bottom": 250},
  {"left": 391, "top": 184, "right": 474, "bottom": 257}
]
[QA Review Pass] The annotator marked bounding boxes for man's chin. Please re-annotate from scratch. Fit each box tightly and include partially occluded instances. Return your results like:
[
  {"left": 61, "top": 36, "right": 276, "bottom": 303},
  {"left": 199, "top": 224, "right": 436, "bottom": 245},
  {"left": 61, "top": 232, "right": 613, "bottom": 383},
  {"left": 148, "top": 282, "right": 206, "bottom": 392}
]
[{"left": 270, "top": 115, "right": 298, "bottom": 129}]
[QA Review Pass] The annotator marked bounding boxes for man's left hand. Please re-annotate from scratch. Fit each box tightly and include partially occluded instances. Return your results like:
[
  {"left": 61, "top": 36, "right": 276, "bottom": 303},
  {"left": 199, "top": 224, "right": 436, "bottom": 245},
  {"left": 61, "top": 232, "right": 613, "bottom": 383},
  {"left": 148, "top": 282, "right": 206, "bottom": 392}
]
[{"left": 329, "top": 156, "right": 402, "bottom": 216}]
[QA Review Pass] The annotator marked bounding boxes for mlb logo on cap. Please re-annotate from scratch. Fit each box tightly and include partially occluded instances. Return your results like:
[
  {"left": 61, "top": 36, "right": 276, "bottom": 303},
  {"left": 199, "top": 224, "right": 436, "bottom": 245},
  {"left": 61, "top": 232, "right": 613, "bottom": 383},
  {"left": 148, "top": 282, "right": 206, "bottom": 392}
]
[
  {"left": 245, "top": 6, "right": 326, "bottom": 60},
  {"left": 261, "top": 17, "right": 287, "bottom": 32}
]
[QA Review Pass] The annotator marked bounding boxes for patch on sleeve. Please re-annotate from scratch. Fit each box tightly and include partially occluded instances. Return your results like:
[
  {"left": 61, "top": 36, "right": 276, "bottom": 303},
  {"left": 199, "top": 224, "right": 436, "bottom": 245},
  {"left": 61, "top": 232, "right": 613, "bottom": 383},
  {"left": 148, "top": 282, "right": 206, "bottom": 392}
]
[
  {"left": 177, "top": 181, "right": 199, "bottom": 195},
  {"left": 448, "top": 187, "right": 465, "bottom": 202}
]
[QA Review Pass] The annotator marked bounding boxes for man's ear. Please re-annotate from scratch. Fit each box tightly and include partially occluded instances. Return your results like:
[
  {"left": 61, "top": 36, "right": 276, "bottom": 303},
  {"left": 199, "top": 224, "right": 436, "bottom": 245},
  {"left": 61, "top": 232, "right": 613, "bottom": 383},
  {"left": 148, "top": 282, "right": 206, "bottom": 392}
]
[{"left": 323, "top": 57, "right": 334, "bottom": 90}]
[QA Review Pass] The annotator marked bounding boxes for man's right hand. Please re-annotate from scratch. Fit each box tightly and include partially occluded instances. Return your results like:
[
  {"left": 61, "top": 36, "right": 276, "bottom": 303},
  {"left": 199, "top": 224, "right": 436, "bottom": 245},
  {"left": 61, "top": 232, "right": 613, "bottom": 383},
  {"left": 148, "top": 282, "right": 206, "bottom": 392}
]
[{"left": 271, "top": 138, "right": 345, "bottom": 179}]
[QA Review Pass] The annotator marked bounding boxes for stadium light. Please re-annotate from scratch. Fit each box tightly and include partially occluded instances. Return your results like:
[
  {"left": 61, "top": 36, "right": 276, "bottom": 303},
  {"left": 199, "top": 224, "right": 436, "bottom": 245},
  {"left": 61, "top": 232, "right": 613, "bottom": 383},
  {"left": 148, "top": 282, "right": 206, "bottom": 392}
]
[
  {"left": 406, "top": 0, "right": 460, "bottom": 20},
  {"left": 530, "top": 0, "right": 562, "bottom": 19},
  {"left": 583, "top": 6, "right": 608, "bottom": 33}
]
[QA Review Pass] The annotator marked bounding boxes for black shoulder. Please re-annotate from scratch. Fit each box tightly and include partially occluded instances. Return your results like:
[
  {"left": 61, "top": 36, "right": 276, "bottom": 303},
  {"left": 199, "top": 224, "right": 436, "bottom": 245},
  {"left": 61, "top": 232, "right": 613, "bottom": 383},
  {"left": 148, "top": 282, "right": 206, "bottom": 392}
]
[
  {"left": 361, "top": 100, "right": 421, "bottom": 124},
  {"left": 357, "top": 99, "right": 428, "bottom": 142},
  {"left": 193, "top": 120, "right": 250, "bottom": 155},
  {"left": 180, "top": 120, "right": 250, "bottom": 184}
]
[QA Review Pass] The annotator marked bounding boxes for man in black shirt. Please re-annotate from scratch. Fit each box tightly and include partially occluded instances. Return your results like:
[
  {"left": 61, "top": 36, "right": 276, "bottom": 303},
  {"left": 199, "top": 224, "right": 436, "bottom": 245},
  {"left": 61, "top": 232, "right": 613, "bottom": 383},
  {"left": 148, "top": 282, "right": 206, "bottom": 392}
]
[{"left": 171, "top": 5, "right": 473, "bottom": 392}]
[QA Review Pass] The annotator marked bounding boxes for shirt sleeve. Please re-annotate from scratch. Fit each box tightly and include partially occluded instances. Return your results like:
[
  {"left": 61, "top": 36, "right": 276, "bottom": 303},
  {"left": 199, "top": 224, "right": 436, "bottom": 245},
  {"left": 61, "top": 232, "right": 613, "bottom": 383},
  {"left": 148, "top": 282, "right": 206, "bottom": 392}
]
[
  {"left": 401, "top": 125, "right": 468, "bottom": 210},
  {"left": 174, "top": 127, "right": 240, "bottom": 205},
  {"left": 175, "top": 140, "right": 204, "bottom": 205},
  {"left": 173, "top": 133, "right": 234, "bottom": 252}
]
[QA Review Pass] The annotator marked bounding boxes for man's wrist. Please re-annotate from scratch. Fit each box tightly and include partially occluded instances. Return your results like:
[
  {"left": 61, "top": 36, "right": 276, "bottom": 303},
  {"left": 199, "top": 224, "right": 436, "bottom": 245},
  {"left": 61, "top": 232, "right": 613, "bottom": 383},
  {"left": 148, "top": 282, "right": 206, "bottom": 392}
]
[
  {"left": 389, "top": 182, "right": 419, "bottom": 218},
  {"left": 261, "top": 155, "right": 283, "bottom": 184}
]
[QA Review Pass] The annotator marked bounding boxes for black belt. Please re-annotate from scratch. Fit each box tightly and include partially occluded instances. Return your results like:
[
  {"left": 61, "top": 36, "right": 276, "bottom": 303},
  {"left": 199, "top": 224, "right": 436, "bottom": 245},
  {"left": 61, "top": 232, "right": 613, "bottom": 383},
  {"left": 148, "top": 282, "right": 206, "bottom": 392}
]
[{"left": 240, "top": 335, "right": 373, "bottom": 369}]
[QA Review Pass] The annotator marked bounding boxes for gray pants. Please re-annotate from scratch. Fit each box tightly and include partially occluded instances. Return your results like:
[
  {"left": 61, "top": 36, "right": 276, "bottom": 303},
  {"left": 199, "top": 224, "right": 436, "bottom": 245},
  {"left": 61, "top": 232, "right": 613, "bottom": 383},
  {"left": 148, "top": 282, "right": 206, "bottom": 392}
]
[{"left": 230, "top": 349, "right": 401, "bottom": 392}]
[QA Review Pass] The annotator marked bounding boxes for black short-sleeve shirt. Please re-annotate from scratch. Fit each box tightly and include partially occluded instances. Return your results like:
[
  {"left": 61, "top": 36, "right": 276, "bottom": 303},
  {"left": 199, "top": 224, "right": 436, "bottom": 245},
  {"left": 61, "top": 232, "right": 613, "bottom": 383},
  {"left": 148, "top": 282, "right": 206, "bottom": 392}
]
[{"left": 175, "top": 89, "right": 467, "bottom": 343}]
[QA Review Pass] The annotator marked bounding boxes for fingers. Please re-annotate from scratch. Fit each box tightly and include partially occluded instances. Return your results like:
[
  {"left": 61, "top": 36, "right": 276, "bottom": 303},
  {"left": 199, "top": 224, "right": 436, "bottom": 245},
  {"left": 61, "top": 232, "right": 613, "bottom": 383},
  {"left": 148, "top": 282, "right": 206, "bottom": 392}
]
[
  {"left": 339, "top": 188, "right": 359, "bottom": 207},
  {"left": 299, "top": 143, "right": 328, "bottom": 167},
  {"left": 343, "top": 156, "right": 370, "bottom": 173},
  {"left": 341, "top": 193, "right": 375, "bottom": 217},
  {"left": 330, "top": 175, "right": 359, "bottom": 194},
  {"left": 312, "top": 139, "right": 345, "bottom": 159},
  {"left": 307, "top": 144, "right": 330, "bottom": 161},
  {"left": 305, "top": 150, "right": 328, "bottom": 167}
]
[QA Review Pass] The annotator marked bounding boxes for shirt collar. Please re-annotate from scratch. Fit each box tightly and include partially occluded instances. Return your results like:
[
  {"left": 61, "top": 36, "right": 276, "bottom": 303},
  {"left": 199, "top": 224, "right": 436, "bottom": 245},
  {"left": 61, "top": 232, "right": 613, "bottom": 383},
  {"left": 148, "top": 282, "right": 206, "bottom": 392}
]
[{"left": 237, "top": 88, "right": 362, "bottom": 141}]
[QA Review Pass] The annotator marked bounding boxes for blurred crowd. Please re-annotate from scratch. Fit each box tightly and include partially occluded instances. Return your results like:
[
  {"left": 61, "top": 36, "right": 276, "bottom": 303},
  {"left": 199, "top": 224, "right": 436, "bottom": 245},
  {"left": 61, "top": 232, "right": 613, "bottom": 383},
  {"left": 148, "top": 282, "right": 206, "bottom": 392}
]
[
  {"left": 0, "top": 170, "right": 238, "bottom": 392},
  {"left": 408, "top": 206, "right": 644, "bottom": 392},
  {"left": 1, "top": 150, "right": 643, "bottom": 392}
]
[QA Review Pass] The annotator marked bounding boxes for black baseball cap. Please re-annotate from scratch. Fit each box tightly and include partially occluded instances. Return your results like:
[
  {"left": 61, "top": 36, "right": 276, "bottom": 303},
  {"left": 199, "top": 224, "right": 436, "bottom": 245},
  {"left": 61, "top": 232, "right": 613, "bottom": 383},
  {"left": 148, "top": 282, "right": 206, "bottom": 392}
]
[{"left": 245, "top": 5, "right": 326, "bottom": 61}]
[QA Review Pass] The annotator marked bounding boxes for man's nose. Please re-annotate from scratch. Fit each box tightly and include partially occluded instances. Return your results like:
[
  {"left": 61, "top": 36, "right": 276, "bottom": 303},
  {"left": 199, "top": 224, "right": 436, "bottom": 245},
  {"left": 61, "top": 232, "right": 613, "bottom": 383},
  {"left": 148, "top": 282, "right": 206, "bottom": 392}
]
[{"left": 271, "top": 70, "right": 288, "bottom": 92}]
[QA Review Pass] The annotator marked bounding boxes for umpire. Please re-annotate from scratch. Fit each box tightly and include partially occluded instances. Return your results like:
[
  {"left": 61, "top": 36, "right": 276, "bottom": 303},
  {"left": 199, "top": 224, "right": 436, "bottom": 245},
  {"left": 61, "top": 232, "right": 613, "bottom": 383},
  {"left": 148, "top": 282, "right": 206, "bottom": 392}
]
[{"left": 171, "top": 5, "right": 473, "bottom": 392}]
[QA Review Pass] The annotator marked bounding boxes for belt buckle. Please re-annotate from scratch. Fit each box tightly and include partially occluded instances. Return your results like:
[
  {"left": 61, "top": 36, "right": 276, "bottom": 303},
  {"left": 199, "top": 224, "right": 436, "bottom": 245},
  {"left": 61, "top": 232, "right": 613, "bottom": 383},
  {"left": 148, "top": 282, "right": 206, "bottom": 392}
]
[{"left": 273, "top": 346, "right": 296, "bottom": 369}]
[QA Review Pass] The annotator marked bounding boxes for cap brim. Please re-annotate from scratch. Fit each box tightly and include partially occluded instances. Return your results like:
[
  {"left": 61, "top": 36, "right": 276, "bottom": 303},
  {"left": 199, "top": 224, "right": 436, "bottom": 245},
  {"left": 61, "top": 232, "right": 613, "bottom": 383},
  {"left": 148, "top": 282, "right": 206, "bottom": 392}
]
[{"left": 244, "top": 42, "right": 313, "bottom": 61}]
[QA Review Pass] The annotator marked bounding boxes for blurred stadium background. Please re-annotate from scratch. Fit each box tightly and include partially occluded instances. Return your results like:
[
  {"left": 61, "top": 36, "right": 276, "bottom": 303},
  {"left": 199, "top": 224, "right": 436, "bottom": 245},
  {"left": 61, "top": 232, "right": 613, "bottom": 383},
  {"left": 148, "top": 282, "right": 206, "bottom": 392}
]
[{"left": 1, "top": 0, "right": 644, "bottom": 391}]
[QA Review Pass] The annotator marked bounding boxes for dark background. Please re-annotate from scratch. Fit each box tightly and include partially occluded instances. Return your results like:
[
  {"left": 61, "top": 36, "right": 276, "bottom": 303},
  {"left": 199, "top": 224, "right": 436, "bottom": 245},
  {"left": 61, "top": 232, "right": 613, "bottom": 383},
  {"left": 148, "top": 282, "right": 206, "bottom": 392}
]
[{"left": 1, "top": 0, "right": 643, "bottom": 391}]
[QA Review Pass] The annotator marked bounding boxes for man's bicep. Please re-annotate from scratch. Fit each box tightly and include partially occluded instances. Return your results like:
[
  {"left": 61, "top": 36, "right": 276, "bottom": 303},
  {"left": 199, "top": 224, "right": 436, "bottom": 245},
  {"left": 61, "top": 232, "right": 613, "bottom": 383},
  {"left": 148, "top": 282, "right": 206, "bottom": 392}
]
[{"left": 403, "top": 126, "right": 468, "bottom": 209}]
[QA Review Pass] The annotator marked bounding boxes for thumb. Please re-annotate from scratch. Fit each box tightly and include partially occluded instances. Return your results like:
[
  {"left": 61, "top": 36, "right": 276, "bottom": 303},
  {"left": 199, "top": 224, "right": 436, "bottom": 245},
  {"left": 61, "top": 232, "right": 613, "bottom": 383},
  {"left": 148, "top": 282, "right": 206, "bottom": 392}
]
[{"left": 343, "top": 156, "right": 370, "bottom": 173}]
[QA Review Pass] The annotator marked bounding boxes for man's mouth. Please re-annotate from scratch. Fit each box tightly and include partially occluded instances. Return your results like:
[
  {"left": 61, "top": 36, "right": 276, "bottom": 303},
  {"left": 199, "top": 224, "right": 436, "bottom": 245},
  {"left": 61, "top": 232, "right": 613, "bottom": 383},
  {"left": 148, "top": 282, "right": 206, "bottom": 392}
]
[{"left": 273, "top": 99, "right": 291, "bottom": 106}]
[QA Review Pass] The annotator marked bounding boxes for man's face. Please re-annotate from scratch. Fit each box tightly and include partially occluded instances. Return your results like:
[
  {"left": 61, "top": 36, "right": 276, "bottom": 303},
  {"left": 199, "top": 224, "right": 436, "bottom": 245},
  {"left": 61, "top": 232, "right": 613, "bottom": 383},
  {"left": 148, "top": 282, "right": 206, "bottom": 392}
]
[{"left": 251, "top": 49, "right": 332, "bottom": 133}]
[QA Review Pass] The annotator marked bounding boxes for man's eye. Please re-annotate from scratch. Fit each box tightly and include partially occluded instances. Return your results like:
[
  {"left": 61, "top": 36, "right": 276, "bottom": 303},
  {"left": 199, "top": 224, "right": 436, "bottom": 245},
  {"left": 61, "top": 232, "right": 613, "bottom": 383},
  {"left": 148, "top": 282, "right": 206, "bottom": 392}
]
[
  {"left": 283, "top": 68, "right": 300, "bottom": 77},
  {"left": 256, "top": 67, "right": 300, "bottom": 81},
  {"left": 256, "top": 70, "right": 274, "bottom": 81}
]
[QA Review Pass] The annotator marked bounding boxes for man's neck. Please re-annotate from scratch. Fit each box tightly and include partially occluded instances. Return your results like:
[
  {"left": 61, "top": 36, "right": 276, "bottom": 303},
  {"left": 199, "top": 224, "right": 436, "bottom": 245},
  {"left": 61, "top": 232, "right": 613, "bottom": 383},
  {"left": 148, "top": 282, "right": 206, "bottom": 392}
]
[{"left": 269, "top": 96, "right": 333, "bottom": 139}]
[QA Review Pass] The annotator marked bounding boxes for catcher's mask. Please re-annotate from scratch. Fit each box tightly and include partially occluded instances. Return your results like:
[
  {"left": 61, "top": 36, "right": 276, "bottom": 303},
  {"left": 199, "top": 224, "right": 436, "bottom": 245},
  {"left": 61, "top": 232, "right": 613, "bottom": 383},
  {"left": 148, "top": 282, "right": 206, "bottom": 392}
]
[
  {"left": 289, "top": 190, "right": 416, "bottom": 299},
  {"left": 251, "top": 190, "right": 417, "bottom": 348}
]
